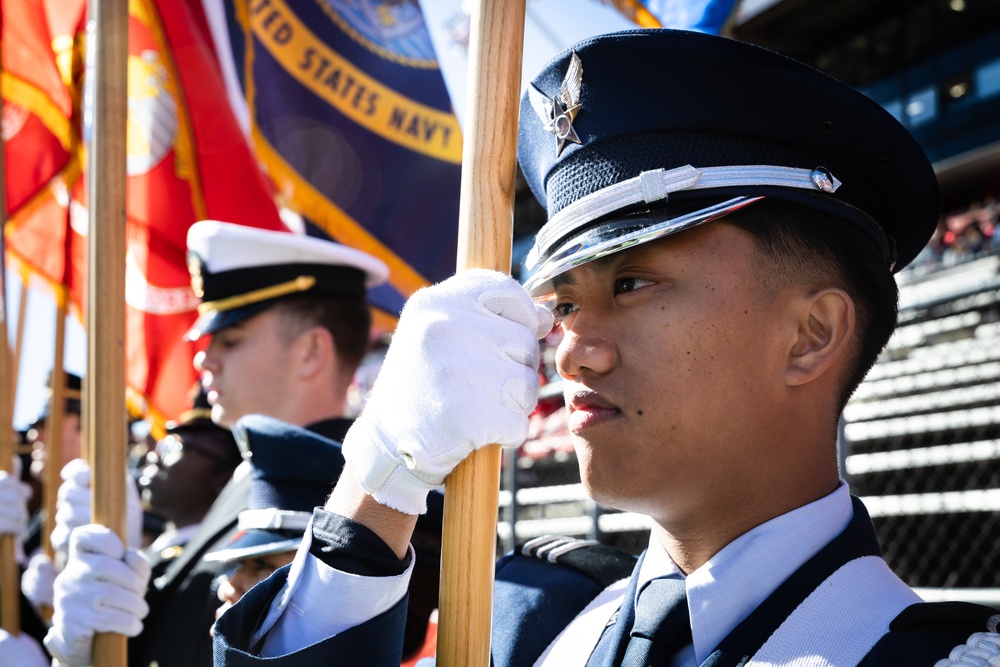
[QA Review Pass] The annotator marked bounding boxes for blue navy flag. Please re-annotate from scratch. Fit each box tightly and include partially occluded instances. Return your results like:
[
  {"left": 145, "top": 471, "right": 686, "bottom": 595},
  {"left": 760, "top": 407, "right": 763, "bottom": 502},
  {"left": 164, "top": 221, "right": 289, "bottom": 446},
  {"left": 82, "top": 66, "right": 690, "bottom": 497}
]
[
  {"left": 209, "top": 0, "right": 462, "bottom": 320},
  {"left": 606, "top": 0, "right": 739, "bottom": 33}
]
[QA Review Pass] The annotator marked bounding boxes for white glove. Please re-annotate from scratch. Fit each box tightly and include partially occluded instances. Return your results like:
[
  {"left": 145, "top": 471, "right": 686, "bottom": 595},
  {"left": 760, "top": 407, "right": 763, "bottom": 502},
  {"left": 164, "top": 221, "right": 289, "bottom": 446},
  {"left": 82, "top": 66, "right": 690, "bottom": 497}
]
[
  {"left": 50, "top": 459, "right": 143, "bottom": 555},
  {"left": 22, "top": 552, "right": 56, "bottom": 612},
  {"left": 0, "top": 456, "right": 30, "bottom": 565},
  {"left": 343, "top": 269, "right": 553, "bottom": 514},
  {"left": 44, "top": 524, "right": 151, "bottom": 667},
  {"left": 0, "top": 628, "right": 50, "bottom": 667},
  {"left": 0, "top": 456, "right": 31, "bottom": 535}
]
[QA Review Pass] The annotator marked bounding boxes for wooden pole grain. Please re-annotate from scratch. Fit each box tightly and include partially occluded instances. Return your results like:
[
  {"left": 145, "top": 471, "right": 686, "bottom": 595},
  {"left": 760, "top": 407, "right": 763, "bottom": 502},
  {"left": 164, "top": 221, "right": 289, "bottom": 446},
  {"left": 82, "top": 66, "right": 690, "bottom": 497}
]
[
  {"left": 0, "top": 48, "right": 21, "bottom": 636},
  {"left": 87, "top": 0, "right": 129, "bottom": 663},
  {"left": 437, "top": 2, "right": 526, "bottom": 666},
  {"left": 42, "top": 294, "right": 68, "bottom": 565},
  {"left": 11, "top": 280, "right": 28, "bottom": 418}
]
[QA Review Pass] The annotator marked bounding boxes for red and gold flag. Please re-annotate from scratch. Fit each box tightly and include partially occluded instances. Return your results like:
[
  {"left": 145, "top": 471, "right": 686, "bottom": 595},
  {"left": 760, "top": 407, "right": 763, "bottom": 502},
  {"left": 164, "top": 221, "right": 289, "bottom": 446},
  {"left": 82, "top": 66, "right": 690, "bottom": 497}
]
[
  {"left": 123, "top": 0, "right": 287, "bottom": 431},
  {"left": 4, "top": 0, "right": 287, "bottom": 434},
  {"left": 2, "top": 0, "right": 86, "bottom": 298}
]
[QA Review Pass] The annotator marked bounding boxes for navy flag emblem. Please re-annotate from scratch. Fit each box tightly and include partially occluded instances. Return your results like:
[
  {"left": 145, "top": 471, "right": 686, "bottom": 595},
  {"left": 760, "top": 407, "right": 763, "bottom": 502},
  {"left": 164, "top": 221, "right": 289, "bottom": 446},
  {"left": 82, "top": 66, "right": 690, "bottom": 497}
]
[{"left": 528, "top": 51, "right": 583, "bottom": 156}]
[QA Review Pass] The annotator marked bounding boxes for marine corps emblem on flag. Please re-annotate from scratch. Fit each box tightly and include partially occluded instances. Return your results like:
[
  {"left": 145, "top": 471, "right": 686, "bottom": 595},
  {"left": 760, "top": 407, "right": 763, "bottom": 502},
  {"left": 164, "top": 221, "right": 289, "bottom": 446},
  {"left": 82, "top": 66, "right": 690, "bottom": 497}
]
[{"left": 126, "top": 49, "right": 178, "bottom": 176}]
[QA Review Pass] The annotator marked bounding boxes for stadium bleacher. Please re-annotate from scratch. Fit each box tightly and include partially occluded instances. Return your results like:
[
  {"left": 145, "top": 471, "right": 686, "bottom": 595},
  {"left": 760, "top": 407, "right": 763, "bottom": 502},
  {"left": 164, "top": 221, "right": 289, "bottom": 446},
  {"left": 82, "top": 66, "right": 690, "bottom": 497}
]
[{"left": 843, "top": 251, "right": 1000, "bottom": 603}]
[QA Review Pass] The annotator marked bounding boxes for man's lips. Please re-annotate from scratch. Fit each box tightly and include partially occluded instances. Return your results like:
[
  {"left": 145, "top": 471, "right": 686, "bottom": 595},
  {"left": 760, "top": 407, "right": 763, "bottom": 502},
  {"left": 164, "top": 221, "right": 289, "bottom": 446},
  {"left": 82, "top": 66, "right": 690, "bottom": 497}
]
[{"left": 567, "top": 390, "right": 620, "bottom": 431}]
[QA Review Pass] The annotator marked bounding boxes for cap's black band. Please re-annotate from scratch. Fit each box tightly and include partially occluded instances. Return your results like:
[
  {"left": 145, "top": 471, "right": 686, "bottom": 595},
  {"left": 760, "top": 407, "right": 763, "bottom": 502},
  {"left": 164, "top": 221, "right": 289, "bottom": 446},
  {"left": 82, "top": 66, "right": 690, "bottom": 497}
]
[{"left": 196, "top": 262, "right": 367, "bottom": 305}]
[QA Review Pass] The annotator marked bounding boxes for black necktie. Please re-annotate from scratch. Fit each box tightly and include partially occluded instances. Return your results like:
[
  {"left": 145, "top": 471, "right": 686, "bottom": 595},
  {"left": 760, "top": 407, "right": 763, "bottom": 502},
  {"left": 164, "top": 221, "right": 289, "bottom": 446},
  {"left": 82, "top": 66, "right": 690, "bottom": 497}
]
[{"left": 621, "top": 577, "right": 692, "bottom": 666}]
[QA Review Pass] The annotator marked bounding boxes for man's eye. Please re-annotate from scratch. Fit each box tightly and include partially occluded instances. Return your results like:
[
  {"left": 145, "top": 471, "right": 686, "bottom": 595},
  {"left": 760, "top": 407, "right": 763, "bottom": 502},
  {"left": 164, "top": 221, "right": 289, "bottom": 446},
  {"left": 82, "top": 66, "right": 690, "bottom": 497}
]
[
  {"left": 218, "top": 336, "right": 240, "bottom": 349},
  {"left": 614, "top": 277, "right": 652, "bottom": 295},
  {"left": 550, "top": 302, "right": 578, "bottom": 325}
]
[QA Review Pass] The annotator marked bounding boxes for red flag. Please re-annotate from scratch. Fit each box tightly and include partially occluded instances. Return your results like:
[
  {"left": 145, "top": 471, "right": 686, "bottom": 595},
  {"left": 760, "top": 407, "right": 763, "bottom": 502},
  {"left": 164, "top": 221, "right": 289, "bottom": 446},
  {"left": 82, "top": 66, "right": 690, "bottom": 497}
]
[
  {"left": 4, "top": 0, "right": 287, "bottom": 434},
  {"left": 124, "top": 0, "right": 286, "bottom": 431},
  {"left": 2, "top": 0, "right": 86, "bottom": 294}
]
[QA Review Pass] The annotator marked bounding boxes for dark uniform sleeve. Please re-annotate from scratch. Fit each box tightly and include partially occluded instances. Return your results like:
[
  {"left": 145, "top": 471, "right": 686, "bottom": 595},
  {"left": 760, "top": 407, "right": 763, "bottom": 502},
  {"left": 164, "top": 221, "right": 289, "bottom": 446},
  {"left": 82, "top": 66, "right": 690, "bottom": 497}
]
[{"left": 212, "top": 507, "right": 412, "bottom": 666}]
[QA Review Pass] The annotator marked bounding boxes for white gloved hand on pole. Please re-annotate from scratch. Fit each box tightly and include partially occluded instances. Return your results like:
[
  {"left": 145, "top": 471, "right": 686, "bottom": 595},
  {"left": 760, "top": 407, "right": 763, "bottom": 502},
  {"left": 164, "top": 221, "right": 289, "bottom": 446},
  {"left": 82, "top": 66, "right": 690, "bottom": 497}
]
[
  {"left": 21, "top": 552, "right": 57, "bottom": 613},
  {"left": 50, "top": 459, "right": 144, "bottom": 556},
  {"left": 43, "top": 524, "right": 151, "bottom": 667},
  {"left": 343, "top": 269, "right": 553, "bottom": 515},
  {"left": 50, "top": 459, "right": 92, "bottom": 557},
  {"left": 0, "top": 456, "right": 31, "bottom": 566},
  {"left": 0, "top": 629, "right": 50, "bottom": 667}
]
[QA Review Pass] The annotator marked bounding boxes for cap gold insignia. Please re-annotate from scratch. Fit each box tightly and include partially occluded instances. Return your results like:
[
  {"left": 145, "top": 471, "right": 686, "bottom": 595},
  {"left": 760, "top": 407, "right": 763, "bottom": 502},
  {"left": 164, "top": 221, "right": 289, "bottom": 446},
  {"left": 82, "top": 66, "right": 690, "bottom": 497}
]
[{"left": 529, "top": 51, "right": 583, "bottom": 156}]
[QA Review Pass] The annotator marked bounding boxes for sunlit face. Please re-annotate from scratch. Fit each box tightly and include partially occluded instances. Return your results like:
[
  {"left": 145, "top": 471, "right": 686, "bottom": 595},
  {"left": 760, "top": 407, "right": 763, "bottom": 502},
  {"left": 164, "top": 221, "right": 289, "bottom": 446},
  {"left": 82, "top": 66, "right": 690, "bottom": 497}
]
[
  {"left": 213, "top": 551, "right": 296, "bottom": 625},
  {"left": 551, "top": 222, "right": 792, "bottom": 524},
  {"left": 197, "top": 309, "right": 296, "bottom": 427}
]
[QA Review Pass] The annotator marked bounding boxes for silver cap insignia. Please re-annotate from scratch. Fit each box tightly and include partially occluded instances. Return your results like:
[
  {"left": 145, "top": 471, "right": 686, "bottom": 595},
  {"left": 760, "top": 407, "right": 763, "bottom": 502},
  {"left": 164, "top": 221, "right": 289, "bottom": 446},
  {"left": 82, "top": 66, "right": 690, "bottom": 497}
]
[{"left": 528, "top": 51, "right": 583, "bottom": 156}]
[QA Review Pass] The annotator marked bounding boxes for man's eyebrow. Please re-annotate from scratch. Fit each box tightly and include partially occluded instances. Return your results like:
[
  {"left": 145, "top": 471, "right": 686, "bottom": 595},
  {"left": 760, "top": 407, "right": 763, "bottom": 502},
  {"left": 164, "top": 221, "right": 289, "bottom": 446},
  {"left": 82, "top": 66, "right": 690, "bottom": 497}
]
[{"left": 550, "top": 272, "right": 576, "bottom": 289}]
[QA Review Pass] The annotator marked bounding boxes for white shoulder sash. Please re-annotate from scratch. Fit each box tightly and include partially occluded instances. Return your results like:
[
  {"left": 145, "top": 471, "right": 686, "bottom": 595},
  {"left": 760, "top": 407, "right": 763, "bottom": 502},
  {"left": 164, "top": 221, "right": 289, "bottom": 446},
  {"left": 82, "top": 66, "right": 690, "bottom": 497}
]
[
  {"left": 747, "top": 555, "right": 920, "bottom": 667},
  {"left": 534, "top": 555, "right": 917, "bottom": 667}
]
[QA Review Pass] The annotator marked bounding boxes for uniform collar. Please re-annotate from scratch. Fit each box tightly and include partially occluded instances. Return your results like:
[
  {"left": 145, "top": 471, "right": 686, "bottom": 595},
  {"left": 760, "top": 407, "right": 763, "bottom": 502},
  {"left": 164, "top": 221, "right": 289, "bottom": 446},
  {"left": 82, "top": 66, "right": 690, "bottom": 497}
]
[{"left": 638, "top": 481, "right": 853, "bottom": 665}]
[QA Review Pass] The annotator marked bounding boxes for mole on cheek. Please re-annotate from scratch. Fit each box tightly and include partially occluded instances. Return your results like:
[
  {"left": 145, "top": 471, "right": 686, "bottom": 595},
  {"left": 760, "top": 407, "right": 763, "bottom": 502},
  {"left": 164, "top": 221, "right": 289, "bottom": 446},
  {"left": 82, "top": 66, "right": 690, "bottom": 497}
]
[{"left": 637, "top": 409, "right": 644, "bottom": 416}]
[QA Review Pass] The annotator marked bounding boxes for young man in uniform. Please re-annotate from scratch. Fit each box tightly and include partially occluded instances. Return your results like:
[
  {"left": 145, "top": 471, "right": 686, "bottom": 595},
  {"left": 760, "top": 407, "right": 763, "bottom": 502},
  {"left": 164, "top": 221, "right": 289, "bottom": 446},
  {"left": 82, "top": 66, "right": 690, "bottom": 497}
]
[
  {"left": 77, "top": 29, "right": 1000, "bottom": 666},
  {"left": 136, "top": 222, "right": 391, "bottom": 666},
  {"left": 40, "top": 223, "right": 391, "bottom": 667}
]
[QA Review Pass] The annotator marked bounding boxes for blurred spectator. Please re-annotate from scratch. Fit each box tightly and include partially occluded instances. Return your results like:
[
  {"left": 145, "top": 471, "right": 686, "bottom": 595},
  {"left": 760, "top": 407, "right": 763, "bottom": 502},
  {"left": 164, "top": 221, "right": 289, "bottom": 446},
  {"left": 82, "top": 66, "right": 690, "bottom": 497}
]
[{"left": 907, "top": 198, "right": 998, "bottom": 272}]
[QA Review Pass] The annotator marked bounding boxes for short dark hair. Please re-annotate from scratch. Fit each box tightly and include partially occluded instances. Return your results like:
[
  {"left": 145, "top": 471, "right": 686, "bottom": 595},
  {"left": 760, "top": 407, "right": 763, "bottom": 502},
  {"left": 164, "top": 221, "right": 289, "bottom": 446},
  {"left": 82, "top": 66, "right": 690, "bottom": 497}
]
[
  {"left": 726, "top": 200, "right": 899, "bottom": 411},
  {"left": 270, "top": 295, "right": 372, "bottom": 378}
]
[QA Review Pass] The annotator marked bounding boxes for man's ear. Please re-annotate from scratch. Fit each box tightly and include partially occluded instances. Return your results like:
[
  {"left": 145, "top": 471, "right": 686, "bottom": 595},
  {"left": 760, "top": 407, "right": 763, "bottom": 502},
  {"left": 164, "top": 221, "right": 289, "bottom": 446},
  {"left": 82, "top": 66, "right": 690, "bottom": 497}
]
[
  {"left": 294, "top": 326, "right": 335, "bottom": 379},
  {"left": 785, "top": 288, "right": 855, "bottom": 387}
]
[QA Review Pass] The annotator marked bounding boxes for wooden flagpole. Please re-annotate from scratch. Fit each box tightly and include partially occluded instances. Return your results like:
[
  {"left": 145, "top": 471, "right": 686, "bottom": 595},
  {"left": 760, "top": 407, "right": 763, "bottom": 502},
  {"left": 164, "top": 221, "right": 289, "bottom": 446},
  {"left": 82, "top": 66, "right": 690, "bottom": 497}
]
[
  {"left": 41, "top": 294, "right": 68, "bottom": 564},
  {"left": 87, "top": 0, "right": 129, "bottom": 663},
  {"left": 10, "top": 280, "right": 28, "bottom": 417},
  {"left": 437, "top": 1, "right": 526, "bottom": 665},
  {"left": 0, "top": 45, "right": 22, "bottom": 636}
]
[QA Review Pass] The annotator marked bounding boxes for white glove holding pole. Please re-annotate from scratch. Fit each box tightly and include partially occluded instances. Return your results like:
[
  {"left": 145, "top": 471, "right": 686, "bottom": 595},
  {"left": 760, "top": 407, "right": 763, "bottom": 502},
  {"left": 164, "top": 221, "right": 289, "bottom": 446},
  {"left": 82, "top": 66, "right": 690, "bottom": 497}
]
[
  {"left": 50, "top": 459, "right": 143, "bottom": 556},
  {"left": 343, "top": 269, "right": 553, "bottom": 515},
  {"left": 0, "top": 456, "right": 30, "bottom": 565},
  {"left": 22, "top": 552, "right": 57, "bottom": 613},
  {"left": 0, "top": 629, "right": 50, "bottom": 667},
  {"left": 43, "top": 524, "right": 151, "bottom": 667}
]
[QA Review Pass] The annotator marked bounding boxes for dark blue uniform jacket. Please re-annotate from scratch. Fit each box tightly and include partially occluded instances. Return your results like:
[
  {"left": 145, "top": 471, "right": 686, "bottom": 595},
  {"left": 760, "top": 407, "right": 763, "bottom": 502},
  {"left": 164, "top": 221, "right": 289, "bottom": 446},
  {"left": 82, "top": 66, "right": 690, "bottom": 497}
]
[{"left": 214, "top": 497, "right": 998, "bottom": 666}]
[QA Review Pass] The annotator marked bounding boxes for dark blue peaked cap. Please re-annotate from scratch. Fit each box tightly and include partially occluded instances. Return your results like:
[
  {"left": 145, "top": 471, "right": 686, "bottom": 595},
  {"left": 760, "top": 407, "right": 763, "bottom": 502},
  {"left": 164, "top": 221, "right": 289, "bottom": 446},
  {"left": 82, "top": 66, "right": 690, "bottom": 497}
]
[
  {"left": 236, "top": 414, "right": 346, "bottom": 513},
  {"left": 204, "top": 414, "right": 444, "bottom": 563},
  {"left": 519, "top": 29, "right": 939, "bottom": 294},
  {"left": 203, "top": 414, "right": 346, "bottom": 562}
]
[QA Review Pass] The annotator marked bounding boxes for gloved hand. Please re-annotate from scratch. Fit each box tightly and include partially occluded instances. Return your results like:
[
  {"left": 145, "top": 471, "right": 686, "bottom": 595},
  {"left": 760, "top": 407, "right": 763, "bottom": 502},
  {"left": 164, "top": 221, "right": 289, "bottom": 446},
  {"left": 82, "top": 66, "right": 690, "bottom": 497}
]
[
  {"left": 0, "top": 628, "right": 50, "bottom": 667},
  {"left": 22, "top": 552, "right": 57, "bottom": 613},
  {"left": 0, "top": 456, "right": 31, "bottom": 565},
  {"left": 343, "top": 269, "right": 553, "bottom": 514},
  {"left": 44, "top": 524, "right": 151, "bottom": 667},
  {"left": 50, "top": 459, "right": 144, "bottom": 556}
]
